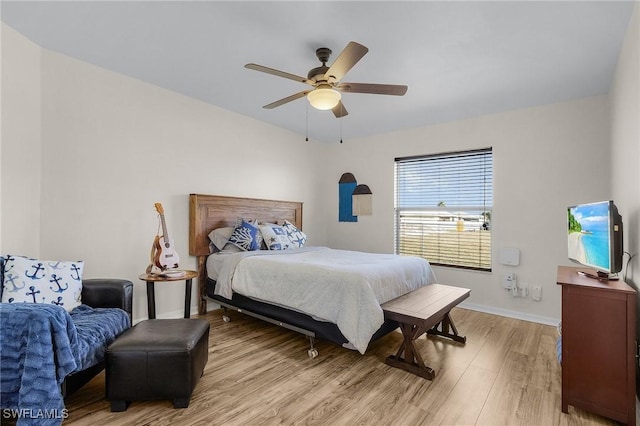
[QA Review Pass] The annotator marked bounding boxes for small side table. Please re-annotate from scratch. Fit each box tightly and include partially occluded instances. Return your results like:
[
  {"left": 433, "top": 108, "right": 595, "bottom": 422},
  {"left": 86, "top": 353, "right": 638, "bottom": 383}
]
[{"left": 138, "top": 270, "right": 198, "bottom": 319}]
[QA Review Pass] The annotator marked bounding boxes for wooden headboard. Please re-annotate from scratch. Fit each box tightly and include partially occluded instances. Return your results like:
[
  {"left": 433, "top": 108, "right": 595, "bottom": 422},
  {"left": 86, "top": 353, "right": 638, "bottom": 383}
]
[{"left": 188, "top": 194, "right": 303, "bottom": 314}]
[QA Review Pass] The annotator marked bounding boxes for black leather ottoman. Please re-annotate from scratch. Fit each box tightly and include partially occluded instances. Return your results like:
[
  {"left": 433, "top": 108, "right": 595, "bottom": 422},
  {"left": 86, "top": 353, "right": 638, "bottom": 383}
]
[{"left": 106, "top": 319, "right": 209, "bottom": 411}]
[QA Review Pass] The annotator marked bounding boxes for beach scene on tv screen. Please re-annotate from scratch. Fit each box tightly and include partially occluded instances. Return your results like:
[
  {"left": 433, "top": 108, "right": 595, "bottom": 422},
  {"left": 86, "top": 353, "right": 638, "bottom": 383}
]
[{"left": 568, "top": 203, "right": 610, "bottom": 271}]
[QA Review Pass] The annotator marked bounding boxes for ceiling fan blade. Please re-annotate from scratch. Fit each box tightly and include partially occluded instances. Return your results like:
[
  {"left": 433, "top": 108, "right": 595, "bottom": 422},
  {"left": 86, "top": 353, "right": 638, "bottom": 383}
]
[
  {"left": 324, "top": 42, "right": 368, "bottom": 83},
  {"left": 245, "top": 63, "right": 313, "bottom": 85},
  {"left": 263, "top": 91, "right": 310, "bottom": 109},
  {"left": 336, "top": 82, "right": 408, "bottom": 96},
  {"left": 332, "top": 101, "right": 349, "bottom": 118}
]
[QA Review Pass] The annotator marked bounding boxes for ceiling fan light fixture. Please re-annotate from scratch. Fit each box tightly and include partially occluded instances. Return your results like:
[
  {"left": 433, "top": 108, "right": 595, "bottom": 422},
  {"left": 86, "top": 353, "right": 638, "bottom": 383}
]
[{"left": 307, "top": 85, "right": 341, "bottom": 110}]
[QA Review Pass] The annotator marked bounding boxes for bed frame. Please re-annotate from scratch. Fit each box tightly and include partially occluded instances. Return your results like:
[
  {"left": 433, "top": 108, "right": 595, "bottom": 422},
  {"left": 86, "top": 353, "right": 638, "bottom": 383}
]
[{"left": 188, "top": 193, "right": 398, "bottom": 357}]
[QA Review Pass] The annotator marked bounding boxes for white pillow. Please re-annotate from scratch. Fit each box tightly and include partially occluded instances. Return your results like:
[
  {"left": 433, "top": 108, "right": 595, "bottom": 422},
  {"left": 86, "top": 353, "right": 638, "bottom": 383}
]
[
  {"left": 1, "top": 255, "right": 84, "bottom": 312},
  {"left": 208, "top": 226, "right": 235, "bottom": 251},
  {"left": 219, "top": 243, "right": 243, "bottom": 253},
  {"left": 259, "top": 224, "right": 292, "bottom": 250}
]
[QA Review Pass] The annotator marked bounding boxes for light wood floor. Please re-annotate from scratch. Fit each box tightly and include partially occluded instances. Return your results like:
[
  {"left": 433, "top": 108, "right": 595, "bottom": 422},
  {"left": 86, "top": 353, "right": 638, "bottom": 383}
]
[{"left": 61, "top": 308, "right": 620, "bottom": 425}]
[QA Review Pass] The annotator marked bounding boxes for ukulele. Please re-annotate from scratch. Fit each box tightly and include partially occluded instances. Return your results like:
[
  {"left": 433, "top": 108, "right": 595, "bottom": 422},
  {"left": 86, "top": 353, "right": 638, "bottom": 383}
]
[{"left": 151, "top": 203, "right": 180, "bottom": 270}]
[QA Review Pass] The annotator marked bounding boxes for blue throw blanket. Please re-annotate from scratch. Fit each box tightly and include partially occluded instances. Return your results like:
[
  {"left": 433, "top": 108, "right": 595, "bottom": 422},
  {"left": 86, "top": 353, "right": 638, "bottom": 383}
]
[{"left": 0, "top": 303, "right": 129, "bottom": 425}]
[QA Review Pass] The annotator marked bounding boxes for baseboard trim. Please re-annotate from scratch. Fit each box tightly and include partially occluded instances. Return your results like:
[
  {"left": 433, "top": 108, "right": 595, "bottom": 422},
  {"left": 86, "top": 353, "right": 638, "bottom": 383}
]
[
  {"left": 138, "top": 301, "right": 560, "bottom": 328},
  {"left": 133, "top": 305, "right": 201, "bottom": 324},
  {"left": 459, "top": 301, "right": 560, "bottom": 326}
]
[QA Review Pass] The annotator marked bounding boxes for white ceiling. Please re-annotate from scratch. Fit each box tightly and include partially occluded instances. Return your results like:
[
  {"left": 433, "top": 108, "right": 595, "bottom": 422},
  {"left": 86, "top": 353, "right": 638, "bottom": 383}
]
[{"left": 1, "top": 1, "right": 635, "bottom": 143}]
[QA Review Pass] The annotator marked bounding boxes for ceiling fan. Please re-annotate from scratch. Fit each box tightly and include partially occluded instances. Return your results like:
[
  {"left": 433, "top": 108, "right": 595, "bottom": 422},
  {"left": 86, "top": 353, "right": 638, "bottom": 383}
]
[{"left": 245, "top": 41, "right": 408, "bottom": 118}]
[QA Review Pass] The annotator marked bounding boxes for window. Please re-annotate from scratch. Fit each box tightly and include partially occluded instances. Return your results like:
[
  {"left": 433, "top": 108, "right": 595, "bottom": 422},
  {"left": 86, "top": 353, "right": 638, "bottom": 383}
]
[{"left": 394, "top": 148, "right": 493, "bottom": 271}]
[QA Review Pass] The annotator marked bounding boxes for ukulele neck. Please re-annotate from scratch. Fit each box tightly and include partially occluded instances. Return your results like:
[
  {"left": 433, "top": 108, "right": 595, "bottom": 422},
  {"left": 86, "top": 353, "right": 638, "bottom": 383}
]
[{"left": 159, "top": 214, "right": 170, "bottom": 246}]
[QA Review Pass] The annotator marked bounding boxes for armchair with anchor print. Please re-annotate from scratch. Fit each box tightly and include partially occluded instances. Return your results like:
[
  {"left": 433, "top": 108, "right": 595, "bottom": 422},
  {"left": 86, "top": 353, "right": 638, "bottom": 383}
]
[{"left": 0, "top": 255, "right": 133, "bottom": 426}]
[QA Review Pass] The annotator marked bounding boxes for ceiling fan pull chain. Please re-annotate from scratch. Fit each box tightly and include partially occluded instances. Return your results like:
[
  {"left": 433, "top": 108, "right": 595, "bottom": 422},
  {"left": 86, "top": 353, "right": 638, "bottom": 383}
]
[
  {"left": 339, "top": 104, "right": 344, "bottom": 144},
  {"left": 305, "top": 102, "right": 309, "bottom": 142}
]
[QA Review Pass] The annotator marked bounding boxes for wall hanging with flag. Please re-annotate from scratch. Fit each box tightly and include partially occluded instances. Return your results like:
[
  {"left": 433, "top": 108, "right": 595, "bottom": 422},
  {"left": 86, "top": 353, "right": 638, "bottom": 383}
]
[{"left": 338, "top": 173, "right": 357, "bottom": 222}]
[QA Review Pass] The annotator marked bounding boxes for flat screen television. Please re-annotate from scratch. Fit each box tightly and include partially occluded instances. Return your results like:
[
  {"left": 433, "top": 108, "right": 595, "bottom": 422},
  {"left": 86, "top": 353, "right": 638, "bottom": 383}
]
[{"left": 567, "top": 200, "right": 623, "bottom": 278}]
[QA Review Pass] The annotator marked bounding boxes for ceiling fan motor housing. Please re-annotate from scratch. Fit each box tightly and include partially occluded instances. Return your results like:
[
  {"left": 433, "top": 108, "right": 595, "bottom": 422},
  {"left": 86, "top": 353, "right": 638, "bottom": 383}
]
[
  {"left": 308, "top": 47, "right": 333, "bottom": 82},
  {"left": 307, "top": 66, "right": 329, "bottom": 82}
]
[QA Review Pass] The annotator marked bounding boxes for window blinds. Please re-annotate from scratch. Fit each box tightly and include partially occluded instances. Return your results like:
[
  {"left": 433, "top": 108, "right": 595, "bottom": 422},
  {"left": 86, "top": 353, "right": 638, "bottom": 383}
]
[{"left": 394, "top": 148, "right": 493, "bottom": 270}]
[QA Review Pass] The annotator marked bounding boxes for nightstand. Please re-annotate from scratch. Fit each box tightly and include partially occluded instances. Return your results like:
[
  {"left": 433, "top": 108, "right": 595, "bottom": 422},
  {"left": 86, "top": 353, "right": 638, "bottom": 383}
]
[{"left": 138, "top": 270, "right": 198, "bottom": 319}]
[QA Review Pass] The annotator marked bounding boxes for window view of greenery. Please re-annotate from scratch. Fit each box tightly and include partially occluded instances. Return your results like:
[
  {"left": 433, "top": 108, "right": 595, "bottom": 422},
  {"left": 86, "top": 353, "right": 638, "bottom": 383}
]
[{"left": 395, "top": 149, "right": 493, "bottom": 271}]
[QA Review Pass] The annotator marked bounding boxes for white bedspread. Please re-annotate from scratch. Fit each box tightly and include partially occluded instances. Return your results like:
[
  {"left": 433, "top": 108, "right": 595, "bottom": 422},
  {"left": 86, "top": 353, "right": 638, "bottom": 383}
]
[{"left": 214, "top": 247, "right": 437, "bottom": 353}]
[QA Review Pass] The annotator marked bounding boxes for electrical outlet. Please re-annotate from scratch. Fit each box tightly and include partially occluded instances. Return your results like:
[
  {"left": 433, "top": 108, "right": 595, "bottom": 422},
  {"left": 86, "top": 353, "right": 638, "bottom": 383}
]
[
  {"left": 532, "top": 285, "right": 542, "bottom": 301},
  {"left": 519, "top": 283, "right": 529, "bottom": 298},
  {"left": 503, "top": 273, "right": 516, "bottom": 289}
]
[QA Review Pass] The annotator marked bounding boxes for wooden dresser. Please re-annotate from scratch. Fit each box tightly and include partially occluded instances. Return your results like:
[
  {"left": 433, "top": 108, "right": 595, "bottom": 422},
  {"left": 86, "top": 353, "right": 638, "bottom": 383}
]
[{"left": 557, "top": 265, "right": 636, "bottom": 425}]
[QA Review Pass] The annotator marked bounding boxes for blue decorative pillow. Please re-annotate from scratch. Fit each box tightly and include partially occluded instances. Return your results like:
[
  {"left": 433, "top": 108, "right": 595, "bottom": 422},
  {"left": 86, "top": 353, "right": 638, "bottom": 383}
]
[
  {"left": 259, "top": 224, "right": 292, "bottom": 251},
  {"left": 1, "top": 255, "right": 84, "bottom": 312},
  {"left": 226, "top": 219, "right": 261, "bottom": 251},
  {"left": 282, "top": 220, "right": 307, "bottom": 248},
  {"left": 247, "top": 219, "right": 264, "bottom": 249}
]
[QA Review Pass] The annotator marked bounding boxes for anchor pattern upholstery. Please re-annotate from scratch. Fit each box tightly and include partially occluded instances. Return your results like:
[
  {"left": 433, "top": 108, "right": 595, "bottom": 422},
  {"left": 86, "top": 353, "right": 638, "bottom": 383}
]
[{"left": 1, "top": 255, "right": 84, "bottom": 312}]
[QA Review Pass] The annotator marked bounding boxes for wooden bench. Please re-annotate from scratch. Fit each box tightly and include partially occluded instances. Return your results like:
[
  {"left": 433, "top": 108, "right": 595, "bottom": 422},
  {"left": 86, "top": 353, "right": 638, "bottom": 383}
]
[{"left": 381, "top": 284, "right": 471, "bottom": 379}]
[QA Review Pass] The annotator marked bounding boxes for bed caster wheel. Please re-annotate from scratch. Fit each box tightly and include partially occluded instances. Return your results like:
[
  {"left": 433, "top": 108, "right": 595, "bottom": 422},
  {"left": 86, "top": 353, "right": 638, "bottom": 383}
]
[
  {"left": 307, "top": 349, "right": 318, "bottom": 359},
  {"left": 222, "top": 315, "right": 230, "bottom": 323}
]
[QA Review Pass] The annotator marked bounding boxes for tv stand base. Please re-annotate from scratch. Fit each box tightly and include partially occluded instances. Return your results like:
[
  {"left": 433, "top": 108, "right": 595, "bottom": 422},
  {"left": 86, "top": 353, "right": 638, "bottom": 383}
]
[{"left": 576, "top": 269, "right": 619, "bottom": 281}]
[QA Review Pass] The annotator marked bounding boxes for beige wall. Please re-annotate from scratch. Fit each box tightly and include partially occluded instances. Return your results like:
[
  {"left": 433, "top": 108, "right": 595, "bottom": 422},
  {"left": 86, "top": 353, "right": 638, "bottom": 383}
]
[
  {"left": 0, "top": 24, "right": 42, "bottom": 255},
  {"left": 610, "top": 3, "right": 639, "bottom": 290},
  {"left": 610, "top": 3, "right": 640, "bottom": 343},
  {"left": 324, "top": 97, "right": 611, "bottom": 324}
]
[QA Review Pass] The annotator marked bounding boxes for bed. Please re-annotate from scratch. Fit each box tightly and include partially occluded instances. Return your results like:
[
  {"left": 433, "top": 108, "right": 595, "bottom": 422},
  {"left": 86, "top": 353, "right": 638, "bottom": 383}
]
[{"left": 188, "top": 194, "right": 437, "bottom": 357}]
